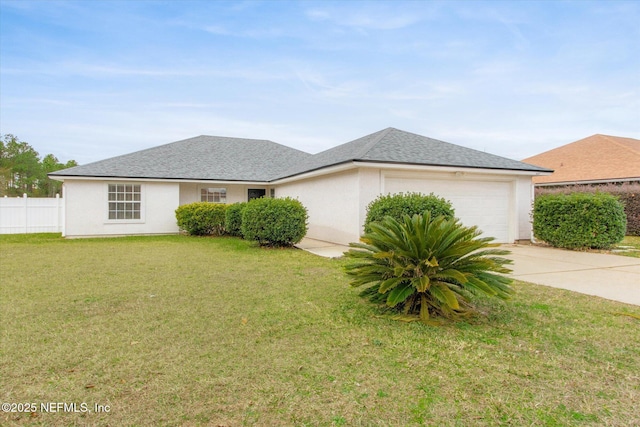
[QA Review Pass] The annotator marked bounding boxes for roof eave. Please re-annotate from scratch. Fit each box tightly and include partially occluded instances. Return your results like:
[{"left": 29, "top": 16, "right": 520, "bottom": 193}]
[
  {"left": 352, "top": 159, "right": 553, "bottom": 174},
  {"left": 535, "top": 177, "right": 640, "bottom": 186},
  {"left": 47, "top": 174, "right": 271, "bottom": 185},
  {"left": 272, "top": 159, "right": 553, "bottom": 184}
]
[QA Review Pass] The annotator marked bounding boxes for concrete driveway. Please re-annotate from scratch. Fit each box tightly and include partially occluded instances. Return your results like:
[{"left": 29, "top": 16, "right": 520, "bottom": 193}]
[
  {"left": 297, "top": 238, "right": 640, "bottom": 306},
  {"left": 505, "top": 244, "right": 640, "bottom": 306}
]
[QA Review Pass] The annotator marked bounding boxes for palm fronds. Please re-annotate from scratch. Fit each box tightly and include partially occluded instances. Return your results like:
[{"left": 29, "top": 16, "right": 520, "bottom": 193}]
[{"left": 344, "top": 213, "right": 513, "bottom": 322}]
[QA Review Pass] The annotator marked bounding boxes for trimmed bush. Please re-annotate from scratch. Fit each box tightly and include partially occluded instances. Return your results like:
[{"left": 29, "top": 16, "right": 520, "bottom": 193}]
[
  {"left": 241, "top": 197, "right": 308, "bottom": 246},
  {"left": 225, "top": 202, "right": 247, "bottom": 237},
  {"left": 532, "top": 192, "right": 626, "bottom": 249},
  {"left": 175, "top": 202, "right": 227, "bottom": 236},
  {"left": 536, "top": 182, "right": 640, "bottom": 236},
  {"left": 364, "top": 192, "right": 454, "bottom": 233}
]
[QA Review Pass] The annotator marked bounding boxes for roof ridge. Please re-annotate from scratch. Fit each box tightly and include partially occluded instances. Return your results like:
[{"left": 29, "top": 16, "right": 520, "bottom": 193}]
[
  {"left": 600, "top": 134, "right": 640, "bottom": 155},
  {"left": 523, "top": 134, "right": 616, "bottom": 161},
  {"left": 354, "top": 127, "right": 395, "bottom": 158}
]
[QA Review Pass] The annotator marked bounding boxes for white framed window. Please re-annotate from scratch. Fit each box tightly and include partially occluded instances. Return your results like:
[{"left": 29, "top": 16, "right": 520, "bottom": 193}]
[
  {"left": 108, "top": 184, "right": 141, "bottom": 220},
  {"left": 201, "top": 187, "right": 227, "bottom": 203},
  {"left": 270, "top": 188, "right": 275, "bottom": 198}
]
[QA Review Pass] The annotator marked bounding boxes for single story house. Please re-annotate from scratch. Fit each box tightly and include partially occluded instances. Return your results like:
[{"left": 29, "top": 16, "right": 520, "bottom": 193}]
[
  {"left": 522, "top": 134, "right": 640, "bottom": 187},
  {"left": 49, "top": 127, "right": 552, "bottom": 245}
]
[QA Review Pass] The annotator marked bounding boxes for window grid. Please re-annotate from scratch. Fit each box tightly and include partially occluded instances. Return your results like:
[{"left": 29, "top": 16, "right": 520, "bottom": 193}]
[
  {"left": 201, "top": 187, "right": 227, "bottom": 203},
  {"left": 108, "top": 184, "right": 141, "bottom": 220}
]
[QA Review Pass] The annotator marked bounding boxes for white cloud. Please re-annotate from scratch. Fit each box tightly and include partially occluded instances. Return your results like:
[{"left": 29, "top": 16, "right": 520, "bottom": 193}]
[
  {"left": 293, "top": 69, "right": 366, "bottom": 99},
  {"left": 1, "top": 0, "right": 638, "bottom": 167},
  {"left": 305, "top": 4, "right": 426, "bottom": 31},
  {"left": 202, "top": 25, "right": 231, "bottom": 36}
]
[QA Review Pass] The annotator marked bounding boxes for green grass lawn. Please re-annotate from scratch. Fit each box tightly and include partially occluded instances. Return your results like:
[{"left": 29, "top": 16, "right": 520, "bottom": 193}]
[
  {"left": 612, "top": 236, "right": 640, "bottom": 258},
  {"left": 1, "top": 234, "right": 639, "bottom": 426}
]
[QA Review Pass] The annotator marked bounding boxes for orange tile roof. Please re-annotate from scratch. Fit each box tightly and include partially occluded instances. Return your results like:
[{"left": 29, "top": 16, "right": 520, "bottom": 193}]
[{"left": 522, "top": 134, "right": 640, "bottom": 185}]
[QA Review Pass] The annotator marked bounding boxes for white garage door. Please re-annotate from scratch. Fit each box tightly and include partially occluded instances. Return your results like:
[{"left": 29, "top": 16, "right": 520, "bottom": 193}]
[{"left": 384, "top": 177, "right": 512, "bottom": 243}]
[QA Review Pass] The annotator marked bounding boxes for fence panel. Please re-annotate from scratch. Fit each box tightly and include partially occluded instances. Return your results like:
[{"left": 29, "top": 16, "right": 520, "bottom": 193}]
[{"left": 0, "top": 194, "right": 64, "bottom": 234}]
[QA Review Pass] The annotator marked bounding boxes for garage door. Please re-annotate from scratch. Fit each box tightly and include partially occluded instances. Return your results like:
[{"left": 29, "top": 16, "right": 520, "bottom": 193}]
[{"left": 384, "top": 177, "right": 512, "bottom": 243}]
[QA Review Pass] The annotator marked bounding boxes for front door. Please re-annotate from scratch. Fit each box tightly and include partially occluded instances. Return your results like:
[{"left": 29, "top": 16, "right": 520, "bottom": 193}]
[{"left": 248, "top": 189, "right": 266, "bottom": 201}]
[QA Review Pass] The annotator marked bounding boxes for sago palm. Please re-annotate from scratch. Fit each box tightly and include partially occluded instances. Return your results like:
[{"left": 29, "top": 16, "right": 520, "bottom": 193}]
[{"left": 344, "top": 213, "right": 513, "bottom": 322}]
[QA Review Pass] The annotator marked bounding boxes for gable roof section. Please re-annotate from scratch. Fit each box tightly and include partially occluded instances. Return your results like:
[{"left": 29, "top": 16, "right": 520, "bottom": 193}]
[
  {"left": 277, "top": 127, "right": 550, "bottom": 179},
  {"left": 522, "top": 134, "right": 640, "bottom": 185},
  {"left": 50, "top": 135, "right": 313, "bottom": 182},
  {"left": 51, "top": 128, "right": 551, "bottom": 182}
]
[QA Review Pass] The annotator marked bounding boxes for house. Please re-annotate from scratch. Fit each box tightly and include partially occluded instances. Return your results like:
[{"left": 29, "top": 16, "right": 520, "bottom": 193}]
[
  {"left": 49, "top": 127, "right": 551, "bottom": 245},
  {"left": 522, "top": 134, "right": 640, "bottom": 186}
]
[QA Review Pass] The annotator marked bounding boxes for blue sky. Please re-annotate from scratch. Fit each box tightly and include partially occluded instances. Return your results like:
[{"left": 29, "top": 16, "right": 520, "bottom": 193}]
[{"left": 1, "top": 0, "right": 638, "bottom": 165}]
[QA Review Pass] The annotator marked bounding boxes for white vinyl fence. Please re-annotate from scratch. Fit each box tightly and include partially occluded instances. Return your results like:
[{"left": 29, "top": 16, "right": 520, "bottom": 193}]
[{"left": 0, "top": 194, "right": 64, "bottom": 234}]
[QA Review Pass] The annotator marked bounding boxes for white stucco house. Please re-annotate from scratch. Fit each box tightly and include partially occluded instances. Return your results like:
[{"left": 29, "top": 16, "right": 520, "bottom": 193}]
[{"left": 49, "top": 128, "right": 552, "bottom": 245}]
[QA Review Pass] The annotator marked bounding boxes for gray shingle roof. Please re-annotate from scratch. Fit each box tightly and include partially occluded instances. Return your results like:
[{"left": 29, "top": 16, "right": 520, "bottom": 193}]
[
  {"left": 277, "top": 128, "right": 551, "bottom": 178},
  {"left": 50, "top": 128, "right": 551, "bottom": 182},
  {"left": 50, "top": 135, "right": 312, "bottom": 181}
]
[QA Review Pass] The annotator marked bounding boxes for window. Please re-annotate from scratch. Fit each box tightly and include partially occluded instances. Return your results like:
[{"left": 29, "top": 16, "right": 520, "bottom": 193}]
[
  {"left": 270, "top": 188, "right": 275, "bottom": 198},
  {"left": 201, "top": 187, "right": 227, "bottom": 203},
  {"left": 247, "top": 189, "right": 265, "bottom": 201},
  {"left": 108, "top": 184, "right": 141, "bottom": 220}
]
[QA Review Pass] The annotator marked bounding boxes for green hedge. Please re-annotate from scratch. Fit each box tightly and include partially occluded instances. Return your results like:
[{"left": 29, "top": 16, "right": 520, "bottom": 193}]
[
  {"left": 532, "top": 192, "right": 626, "bottom": 249},
  {"left": 225, "top": 202, "right": 247, "bottom": 237},
  {"left": 241, "top": 197, "right": 308, "bottom": 246},
  {"left": 536, "top": 182, "right": 640, "bottom": 236},
  {"left": 364, "top": 192, "right": 454, "bottom": 233},
  {"left": 622, "top": 191, "right": 640, "bottom": 236},
  {"left": 175, "top": 202, "right": 227, "bottom": 236}
]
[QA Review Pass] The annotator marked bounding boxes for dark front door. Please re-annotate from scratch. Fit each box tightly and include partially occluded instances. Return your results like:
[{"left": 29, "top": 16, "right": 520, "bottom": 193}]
[{"left": 248, "top": 189, "right": 266, "bottom": 201}]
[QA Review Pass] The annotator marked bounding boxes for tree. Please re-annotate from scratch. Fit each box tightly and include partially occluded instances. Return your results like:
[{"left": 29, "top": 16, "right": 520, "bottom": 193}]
[
  {"left": 0, "top": 134, "right": 77, "bottom": 197},
  {"left": 0, "top": 134, "right": 40, "bottom": 196},
  {"left": 38, "top": 154, "right": 77, "bottom": 197}
]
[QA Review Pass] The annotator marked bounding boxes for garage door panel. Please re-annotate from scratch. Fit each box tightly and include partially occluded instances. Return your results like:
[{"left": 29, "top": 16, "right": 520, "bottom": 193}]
[{"left": 384, "top": 177, "right": 511, "bottom": 242}]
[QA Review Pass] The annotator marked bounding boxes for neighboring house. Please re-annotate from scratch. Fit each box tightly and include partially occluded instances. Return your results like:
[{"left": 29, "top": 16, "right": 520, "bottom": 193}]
[
  {"left": 49, "top": 127, "right": 551, "bottom": 245},
  {"left": 522, "top": 134, "right": 640, "bottom": 186}
]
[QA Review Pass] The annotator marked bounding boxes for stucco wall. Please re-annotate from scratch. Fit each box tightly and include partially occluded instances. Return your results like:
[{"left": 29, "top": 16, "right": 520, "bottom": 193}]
[
  {"left": 516, "top": 175, "right": 534, "bottom": 241},
  {"left": 179, "top": 183, "right": 270, "bottom": 205},
  {"left": 276, "top": 170, "right": 360, "bottom": 245},
  {"left": 357, "top": 167, "right": 383, "bottom": 235},
  {"left": 61, "top": 171, "right": 533, "bottom": 242},
  {"left": 63, "top": 180, "right": 180, "bottom": 237},
  {"left": 275, "top": 166, "right": 534, "bottom": 245}
]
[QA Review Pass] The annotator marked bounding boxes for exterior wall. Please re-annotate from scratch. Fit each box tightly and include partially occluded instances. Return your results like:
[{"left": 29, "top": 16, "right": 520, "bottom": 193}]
[
  {"left": 179, "top": 183, "right": 270, "bottom": 205},
  {"left": 63, "top": 180, "right": 180, "bottom": 237},
  {"left": 358, "top": 167, "right": 383, "bottom": 235},
  {"left": 179, "top": 182, "right": 199, "bottom": 205},
  {"left": 275, "top": 166, "right": 535, "bottom": 245},
  {"left": 275, "top": 170, "right": 360, "bottom": 245},
  {"left": 60, "top": 170, "right": 534, "bottom": 242},
  {"left": 379, "top": 169, "right": 533, "bottom": 243},
  {"left": 515, "top": 175, "right": 534, "bottom": 241}
]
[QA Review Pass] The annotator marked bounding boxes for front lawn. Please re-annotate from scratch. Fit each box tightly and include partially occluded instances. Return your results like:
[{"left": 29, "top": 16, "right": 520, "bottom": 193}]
[
  {"left": 612, "top": 236, "right": 640, "bottom": 258},
  {"left": 1, "top": 234, "right": 639, "bottom": 426}
]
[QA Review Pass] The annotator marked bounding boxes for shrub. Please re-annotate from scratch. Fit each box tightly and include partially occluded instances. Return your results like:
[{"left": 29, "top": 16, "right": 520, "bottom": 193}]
[
  {"left": 536, "top": 182, "right": 640, "bottom": 236},
  {"left": 175, "top": 202, "right": 227, "bottom": 236},
  {"left": 241, "top": 197, "right": 308, "bottom": 246},
  {"left": 345, "top": 213, "right": 513, "bottom": 323},
  {"left": 225, "top": 202, "right": 247, "bottom": 237},
  {"left": 364, "top": 192, "right": 454, "bottom": 233},
  {"left": 532, "top": 192, "right": 627, "bottom": 249},
  {"left": 623, "top": 191, "right": 640, "bottom": 236}
]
